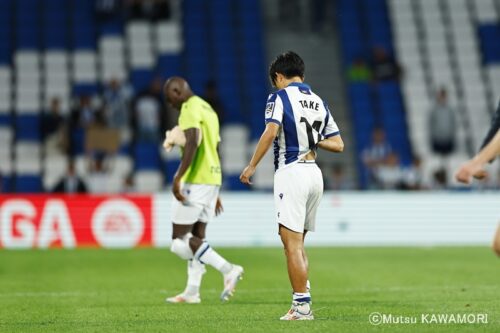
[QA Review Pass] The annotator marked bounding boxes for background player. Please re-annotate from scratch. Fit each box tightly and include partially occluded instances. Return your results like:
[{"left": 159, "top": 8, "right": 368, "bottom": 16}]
[
  {"left": 163, "top": 77, "right": 243, "bottom": 303},
  {"left": 240, "top": 51, "right": 344, "bottom": 320},
  {"left": 456, "top": 101, "right": 500, "bottom": 256}
]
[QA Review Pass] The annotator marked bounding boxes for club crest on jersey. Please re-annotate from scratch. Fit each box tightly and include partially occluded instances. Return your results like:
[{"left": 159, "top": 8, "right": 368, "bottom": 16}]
[{"left": 265, "top": 102, "right": 275, "bottom": 117}]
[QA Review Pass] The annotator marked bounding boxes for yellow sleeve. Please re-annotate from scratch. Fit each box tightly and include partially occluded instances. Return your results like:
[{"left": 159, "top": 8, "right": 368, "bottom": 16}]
[{"left": 178, "top": 102, "right": 202, "bottom": 130}]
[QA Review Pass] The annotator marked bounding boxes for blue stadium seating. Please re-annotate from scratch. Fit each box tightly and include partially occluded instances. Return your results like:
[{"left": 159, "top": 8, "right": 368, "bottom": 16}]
[
  {"left": 164, "top": 160, "right": 180, "bottom": 182},
  {"left": 134, "top": 143, "right": 161, "bottom": 170},
  {"left": 73, "top": 83, "right": 100, "bottom": 97},
  {"left": 0, "top": 0, "right": 269, "bottom": 192},
  {"left": 158, "top": 55, "right": 182, "bottom": 79},
  {"left": 15, "top": 115, "right": 41, "bottom": 141},
  {"left": 0, "top": 115, "right": 13, "bottom": 127},
  {"left": 1, "top": 174, "right": 13, "bottom": 192},
  {"left": 130, "top": 69, "right": 155, "bottom": 93},
  {"left": 337, "top": 0, "right": 412, "bottom": 188},
  {"left": 15, "top": 175, "right": 42, "bottom": 193},
  {"left": 478, "top": 24, "right": 500, "bottom": 64}
]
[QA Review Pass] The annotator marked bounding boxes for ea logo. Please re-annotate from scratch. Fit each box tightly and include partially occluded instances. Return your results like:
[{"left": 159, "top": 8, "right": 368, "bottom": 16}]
[{"left": 91, "top": 199, "right": 144, "bottom": 248}]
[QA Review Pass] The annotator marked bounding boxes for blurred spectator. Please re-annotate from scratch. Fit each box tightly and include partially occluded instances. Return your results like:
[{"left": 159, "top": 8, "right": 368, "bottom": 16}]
[
  {"left": 52, "top": 160, "right": 88, "bottom": 194},
  {"left": 374, "top": 152, "right": 404, "bottom": 190},
  {"left": 67, "top": 95, "right": 99, "bottom": 156},
  {"left": 122, "top": 173, "right": 136, "bottom": 193},
  {"left": 87, "top": 153, "right": 109, "bottom": 193},
  {"left": 203, "top": 80, "right": 225, "bottom": 125},
  {"left": 133, "top": 78, "right": 162, "bottom": 143},
  {"left": 432, "top": 167, "right": 448, "bottom": 190},
  {"left": 362, "top": 127, "right": 393, "bottom": 187},
  {"left": 429, "top": 88, "right": 456, "bottom": 157},
  {"left": 103, "top": 78, "right": 133, "bottom": 130},
  {"left": 372, "top": 46, "right": 401, "bottom": 82},
  {"left": 401, "top": 156, "right": 423, "bottom": 190},
  {"left": 43, "top": 97, "right": 66, "bottom": 154},
  {"left": 95, "top": 0, "right": 121, "bottom": 21},
  {"left": 328, "top": 164, "right": 355, "bottom": 190},
  {"left": 71, "top": 95, "right": 98, "bottom": 129},
  {"left": 347, "top": 58, "right": 372, "bottom": 82},
  {"left": 126, "top": 0, "right": 171, "bottom": 21}
]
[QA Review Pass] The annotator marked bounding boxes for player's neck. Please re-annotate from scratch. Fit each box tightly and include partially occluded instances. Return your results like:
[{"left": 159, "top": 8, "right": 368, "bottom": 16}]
[{"left": 283, "top": 77, "right": 303, "bottom": 87}]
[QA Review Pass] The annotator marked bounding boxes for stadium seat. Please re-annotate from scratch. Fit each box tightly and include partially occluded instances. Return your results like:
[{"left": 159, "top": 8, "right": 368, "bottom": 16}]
[
  {"left": 221, "top": 125, "right": 249, "bottom": 174},
  {"left": 156, "top": 22, "right": 183, "bottom": 53},
  {"left": 130, "top": 69, "right": 154, "bottom": 93},
  {"left": 134, "top": 170, "right": 163, "bottom": 193},
  {"left": 15, "top": 114, "right": 41, "bottom": 141},
  {"left": 134, "top": 143, "right": 161, "bottom": 171},
  {"left": 15, "top": 142, "right": 41, "bottom": 174},
  {"left": 15, "top": 175, "right": 42, "bottom": 193}
]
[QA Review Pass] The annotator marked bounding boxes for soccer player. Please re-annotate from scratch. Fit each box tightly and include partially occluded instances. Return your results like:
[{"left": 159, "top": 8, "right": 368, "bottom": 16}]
[
  {"left": 240, "top": 52, "right": 344, "bottom": 320},
  {"left": 455, "top": 101, "right": 500, "bottom": 256},
  {"left": 163, "top": 77, "right": 243, "bottom": 303}
]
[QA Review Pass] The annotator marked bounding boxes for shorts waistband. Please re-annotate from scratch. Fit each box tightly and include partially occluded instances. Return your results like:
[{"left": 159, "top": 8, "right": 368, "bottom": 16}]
[{"left": 298, "top": 160, "right": 316, "bottom": 164}]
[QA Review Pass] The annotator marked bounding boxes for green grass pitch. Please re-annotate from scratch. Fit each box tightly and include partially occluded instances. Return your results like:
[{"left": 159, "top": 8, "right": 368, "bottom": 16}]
[{"left": 0, "top": 247, "right": 499, "bottom": 332}]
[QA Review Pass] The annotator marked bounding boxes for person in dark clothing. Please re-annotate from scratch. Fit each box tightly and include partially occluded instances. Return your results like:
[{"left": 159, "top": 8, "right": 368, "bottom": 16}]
[
  {"left": 52, "top": 160, "right": 87, "bottom": 194},
  {"left": 372, "top": 46, "right": 401, "bottom": 82},
  {"left": 43, "top": 97, "right": 64, "bottom": 140},
  {"left": 203, "top": 80, "right": 225, "bottom": 125}
]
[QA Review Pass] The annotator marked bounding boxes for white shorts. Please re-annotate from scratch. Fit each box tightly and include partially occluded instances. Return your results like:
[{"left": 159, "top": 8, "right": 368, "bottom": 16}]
[
  {"left": 171, "top": 183, "right": 220, "bottom": 225},
  {"left": 274, "top": 161, "right": 324, "bottom": 233}
]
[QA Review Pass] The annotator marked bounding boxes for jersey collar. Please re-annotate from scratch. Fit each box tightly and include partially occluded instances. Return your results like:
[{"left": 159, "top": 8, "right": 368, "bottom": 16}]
[{"left": 287, "top": 82, "right": 311, "bottom": 89}]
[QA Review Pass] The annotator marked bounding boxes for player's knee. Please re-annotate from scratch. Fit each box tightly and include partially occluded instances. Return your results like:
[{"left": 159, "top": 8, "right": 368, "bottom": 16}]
[
  {"left": 170, "top": 233, "right": 194, "bottom": 260},
  {"left": 282, "top": 243, "right": 303, "bottom": 257}
]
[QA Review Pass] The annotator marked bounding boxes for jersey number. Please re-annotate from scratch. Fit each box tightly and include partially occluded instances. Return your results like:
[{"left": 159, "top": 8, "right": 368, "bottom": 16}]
[{"left": 300, "top": 117, "right": 322, "bottom": 149}]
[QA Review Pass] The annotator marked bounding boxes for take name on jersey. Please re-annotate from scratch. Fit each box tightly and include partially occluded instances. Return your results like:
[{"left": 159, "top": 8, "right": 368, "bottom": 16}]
[{"left": 264, "top": 82, "right": 340, "bottom": 171}]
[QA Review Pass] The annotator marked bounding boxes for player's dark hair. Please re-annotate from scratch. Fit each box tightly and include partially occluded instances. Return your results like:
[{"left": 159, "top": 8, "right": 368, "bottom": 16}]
[{"left": 269, "top": 51, "right": 305, "bottom": 86}]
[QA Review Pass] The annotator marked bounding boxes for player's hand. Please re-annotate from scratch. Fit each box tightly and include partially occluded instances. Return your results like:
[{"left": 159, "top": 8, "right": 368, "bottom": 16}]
[
  {"left": 172, "top": 175, "right": 186, "bottom": 202},
  {"left": 163, "top": 130, "right": 174, "bottom": 152},
  {"left": 215, "top": 197, "right": 223, "bottom": 216},
  {"left": 240, "top": 165, "right": 256, "bottom": 185},
  {"left": 455, "top": 160, "right": 486, "bottom": 184}
]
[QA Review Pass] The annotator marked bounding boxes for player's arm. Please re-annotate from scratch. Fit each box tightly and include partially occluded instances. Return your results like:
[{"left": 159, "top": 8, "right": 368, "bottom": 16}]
[
  {"left": 172, "top": 128, "right": 200, "bottom": 202},
  {"left": 240, "top": 123, "right": 280, "bottom": 184},
  {"left": 318, "top": 134, "right": 344, "bottom": 153},
  {"left": 456, "top": 129, "right": 500, "bottom": 184}
]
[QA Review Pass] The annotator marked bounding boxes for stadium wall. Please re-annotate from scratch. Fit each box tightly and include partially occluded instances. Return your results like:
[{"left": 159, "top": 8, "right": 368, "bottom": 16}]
[{"left": 0, "top": 193, "right": 498, "bottom": 249}]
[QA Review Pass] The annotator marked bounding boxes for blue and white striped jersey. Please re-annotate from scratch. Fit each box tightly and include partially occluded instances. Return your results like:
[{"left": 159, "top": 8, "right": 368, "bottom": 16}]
[{"left": 265, "top": 82, "right": 340, "bottom": 171}]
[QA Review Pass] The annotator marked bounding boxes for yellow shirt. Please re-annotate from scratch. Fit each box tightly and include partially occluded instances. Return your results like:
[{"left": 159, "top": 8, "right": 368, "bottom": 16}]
[{"left": 178, "top": 95, "right": 222, "bottom": 185}]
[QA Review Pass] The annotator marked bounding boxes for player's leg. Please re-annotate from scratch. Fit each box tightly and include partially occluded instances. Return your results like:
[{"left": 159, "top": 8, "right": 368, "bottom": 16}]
[
  {"left": 492, "top": 222, "right": 500, "bottom": 257},
  {"left": 191, "top": 186, "right": 243, "bottom": 301},
  {"left": 279, "top": 224, "right": 313, "bottom": 320},
  {"left": 280, "top": 225, "right": 308, "bottom": 293},
  {"left": 181, "top": 222, "right": 207, "bottom": 299},
  {"left": 167, "top": 222, "right": 202, "bottom": 303},
  {"left": 302, "top": 231, "right": 311, "bottom": 292},
  {"left": 281, "top": 163, "right": 323, "bottom": 319},
  {"left": 275, "top": 164, "right": 313, "bottom": 320},
  {"left": 167, "top": 184, "right": 206, "bottom": 304}
]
